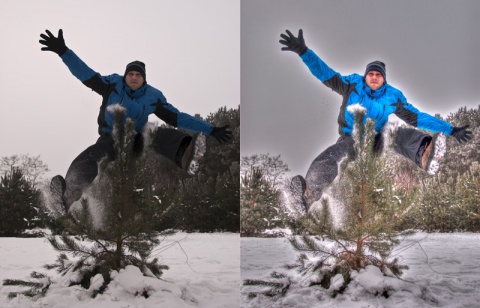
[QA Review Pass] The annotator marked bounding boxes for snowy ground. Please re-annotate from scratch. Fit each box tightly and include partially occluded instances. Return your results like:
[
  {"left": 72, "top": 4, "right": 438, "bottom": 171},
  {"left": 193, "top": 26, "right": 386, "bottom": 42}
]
[
  {"left": 241, "top": 232, "right": 480, "bottom": 308},
  {"left": 0, "top": 232, "right": 240, "bottom": 308}
]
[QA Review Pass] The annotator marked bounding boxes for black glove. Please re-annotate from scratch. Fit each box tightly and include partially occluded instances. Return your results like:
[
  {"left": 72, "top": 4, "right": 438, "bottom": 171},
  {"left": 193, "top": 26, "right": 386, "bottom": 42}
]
[
  {"left": 39, "top": 29, "right": 68, "bottom": 56},
  {"left": 451, "top": 125, "right": 473, "bottom": 143},
  {"left": 210, "top": 125, "right": 232, "bottom": 143},
  {"left": 279, "top": 29, "right": 308, "bottom": 56}
]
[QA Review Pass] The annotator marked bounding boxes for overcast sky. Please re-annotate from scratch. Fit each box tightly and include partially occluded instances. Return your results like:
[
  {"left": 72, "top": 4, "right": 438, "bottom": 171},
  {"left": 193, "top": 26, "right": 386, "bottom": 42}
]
[
  {"left": 0, "top": 0, "right": 239, "bottom": 178},
  {"left": 241, "top": 0, "right": 480, "bottom": 178}
]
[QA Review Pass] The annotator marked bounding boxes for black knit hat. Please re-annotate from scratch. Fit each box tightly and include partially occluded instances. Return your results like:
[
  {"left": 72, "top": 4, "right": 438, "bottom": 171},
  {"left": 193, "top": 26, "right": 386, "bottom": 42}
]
[
  {"left": 364, "top": 61, "right": 386, "bottom": 80},
  {"left": 124, "top": 60, "right": 146, "bottom": 80}
]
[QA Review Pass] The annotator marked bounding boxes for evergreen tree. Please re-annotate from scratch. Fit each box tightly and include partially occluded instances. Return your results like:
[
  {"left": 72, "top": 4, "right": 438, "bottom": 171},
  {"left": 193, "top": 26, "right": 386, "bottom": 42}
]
[
  {"left": 148, "top": 106, "right": 240, "bottom": 232},
  {"left": 435, "top": 106, "right": 480, "bottom": 179},
  {"left": 0, "top": 168, "right": 42, "bottom": 236},
  {"left": 454, "top": 161, "right": 480, "bottom": 231},
  {"left": 213, "top": 162, "right": 240, "bottom": 232},
  {"left": 415, "top": 173, "right": 460, "bottom": 231},
  {"left": 240, "top": 167, "right": 283, "bottom": 236},
  {"left": 402, "top": 105, "right": 480, "bottom": 232},
  {"left": 177, "top": 173, "right": 216, "bottom": 232},
  {"left": 240, "top": 153, "right": 290, "bottom": 236},
  {"left": 200, "top": 106, "right": 240, "bottom": 231},
  {"left": 294, "top": 107, "right": 410, "bottom": 280},
  {"left": 244, "top": 106, "right": 413, "bottom": 298},
  {"left": 44, "top": 106, "right": 171, "bottom": 296}
]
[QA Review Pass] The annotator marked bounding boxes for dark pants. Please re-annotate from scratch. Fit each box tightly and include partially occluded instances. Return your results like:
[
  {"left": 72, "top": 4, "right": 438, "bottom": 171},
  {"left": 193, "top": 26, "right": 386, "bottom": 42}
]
[
  {"left": 303, "top": 127, "right": 431, "bottom": 210},
  {"left": 63, "top": 128, "right": 191, "bottom": 210}
]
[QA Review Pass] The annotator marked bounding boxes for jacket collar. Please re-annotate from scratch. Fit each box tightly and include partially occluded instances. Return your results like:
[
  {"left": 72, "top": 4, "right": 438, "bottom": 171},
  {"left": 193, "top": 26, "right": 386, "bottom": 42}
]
[
  {"left": 124, "top": 82, "right": 147, "bottom": 98},
  {"left": 364, "top": 82, "right": 387, "bottom": 99}
]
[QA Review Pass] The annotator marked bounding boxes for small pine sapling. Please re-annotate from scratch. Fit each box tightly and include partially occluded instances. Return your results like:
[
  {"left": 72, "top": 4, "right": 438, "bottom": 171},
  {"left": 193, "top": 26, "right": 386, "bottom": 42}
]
[
  {"left": 44, "top": 105, "right": 172, "bottom": 296},
  {"left": 244, "top": 105, "right": 413, "bottom": 299}
]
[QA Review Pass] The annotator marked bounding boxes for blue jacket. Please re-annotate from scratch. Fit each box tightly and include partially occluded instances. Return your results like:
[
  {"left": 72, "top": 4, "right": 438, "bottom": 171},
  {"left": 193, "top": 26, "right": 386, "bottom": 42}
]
[
  {"left": 60, "top": 49, "right": 213, "bottom": 136},
  {"left": 300, "top": 49, "right": 453, "bottom": 136}
]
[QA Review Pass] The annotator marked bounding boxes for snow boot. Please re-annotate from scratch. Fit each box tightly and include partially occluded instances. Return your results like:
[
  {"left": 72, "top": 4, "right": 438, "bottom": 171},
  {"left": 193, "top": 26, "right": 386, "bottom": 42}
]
[
  {"left": 290, "top": 175, "right": 308, "bottom": 214},
  {"left": 50, "top": 175, "right": 68, "bottom": 213},
  {"left": 422, "top": 133, "right": 447, "bottom": 175},
  {"left": 182, "top": 133, "right": 206, "bottom": 175}
]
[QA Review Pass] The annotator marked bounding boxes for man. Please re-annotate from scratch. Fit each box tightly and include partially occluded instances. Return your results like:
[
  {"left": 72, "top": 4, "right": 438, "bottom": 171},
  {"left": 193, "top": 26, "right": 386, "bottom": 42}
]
[
  {"left": 279, "top": 29, "right": 473, "bottom": 212},
  {"left": 40, "top": 29, "right": 232, "bottom": 212}
]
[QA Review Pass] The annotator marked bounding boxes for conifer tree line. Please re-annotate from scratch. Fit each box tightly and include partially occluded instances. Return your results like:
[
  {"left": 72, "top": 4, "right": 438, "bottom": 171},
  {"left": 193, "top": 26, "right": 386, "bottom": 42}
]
[
  {"left": 241, "top": 105, "right": 480, "bottom": 236},
  {"left": 1, "top": 104, "right": 478, "bottom": 236},
  {"left": 400, "top": 105, "right": 480, "bottom": 232},
  {"left": 155, "top": 105, "right": 240, "bottom": 232},
  {"left": 0, "top": 106, "right": 240, "bottom": 237}
]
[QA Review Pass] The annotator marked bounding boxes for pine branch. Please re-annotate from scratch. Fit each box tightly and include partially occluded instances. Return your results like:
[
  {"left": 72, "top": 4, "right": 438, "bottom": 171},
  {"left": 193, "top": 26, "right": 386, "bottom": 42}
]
[
  {"left": 243, "top": 271, "right": 291, "bottom": 299},
  {"left": 3, "top": 271, "right": 52, "bottom": 299}
]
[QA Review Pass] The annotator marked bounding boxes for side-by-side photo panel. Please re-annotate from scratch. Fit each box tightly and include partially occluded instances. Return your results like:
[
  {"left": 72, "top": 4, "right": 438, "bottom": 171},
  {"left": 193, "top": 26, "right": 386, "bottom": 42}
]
[
  {"left": 0, "top": 1, "right": 240, "bottom": 307},
  {"left": 240, "top": 0, "right": 480, "bottom": 307}
]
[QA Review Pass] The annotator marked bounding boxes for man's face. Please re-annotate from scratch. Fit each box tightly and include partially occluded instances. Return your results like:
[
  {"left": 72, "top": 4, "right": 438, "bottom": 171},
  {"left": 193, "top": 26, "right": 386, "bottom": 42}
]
[
  {"left": 365, "top": 71, "right": 385, "bottom": 91},
  {"left": 125, "top": 71, "right": 144, "bottom": 91}
]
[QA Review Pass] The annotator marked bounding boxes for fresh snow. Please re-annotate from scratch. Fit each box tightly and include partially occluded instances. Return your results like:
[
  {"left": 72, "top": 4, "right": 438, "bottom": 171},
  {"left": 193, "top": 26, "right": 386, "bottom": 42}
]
[
  {"left": 241, "top": 232, "right": 480, "bottom": 308},
  {"left": 106, "top": 103, "right": 126, "bottom": 114},
  {"left": 0, "top": 233, "right": 239, "bottom": 308},
  {"left": 3, "top": 232, "right": 480, "bottom": 307},
  {"left": 346, "top": 103, "right": 366, "bottom": 114}
]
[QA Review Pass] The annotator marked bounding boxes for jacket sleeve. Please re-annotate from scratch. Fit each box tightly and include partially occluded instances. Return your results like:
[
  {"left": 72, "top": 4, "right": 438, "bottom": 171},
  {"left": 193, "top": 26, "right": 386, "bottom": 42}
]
[
  {"left": 60, "top": 49, "right": 115, "bottom": 96},
  {"left": 392, "top": 95, "right": 453, "bottom": 135},
  {"left": 300, "top": 49, "right": 355, "bottom": 96},
  {"left": 154, "top": 98, "right": 213, "bottom": 135}
]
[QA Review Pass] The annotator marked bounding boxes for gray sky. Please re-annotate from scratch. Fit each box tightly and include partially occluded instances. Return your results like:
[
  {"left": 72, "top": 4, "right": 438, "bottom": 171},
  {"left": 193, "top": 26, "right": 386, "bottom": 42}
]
[
  {"left": 241, "top": 0, "right": 480, "bottom": 178},
  {"left": 0, "top": 0, "right": 239, "bottom": 178}
]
